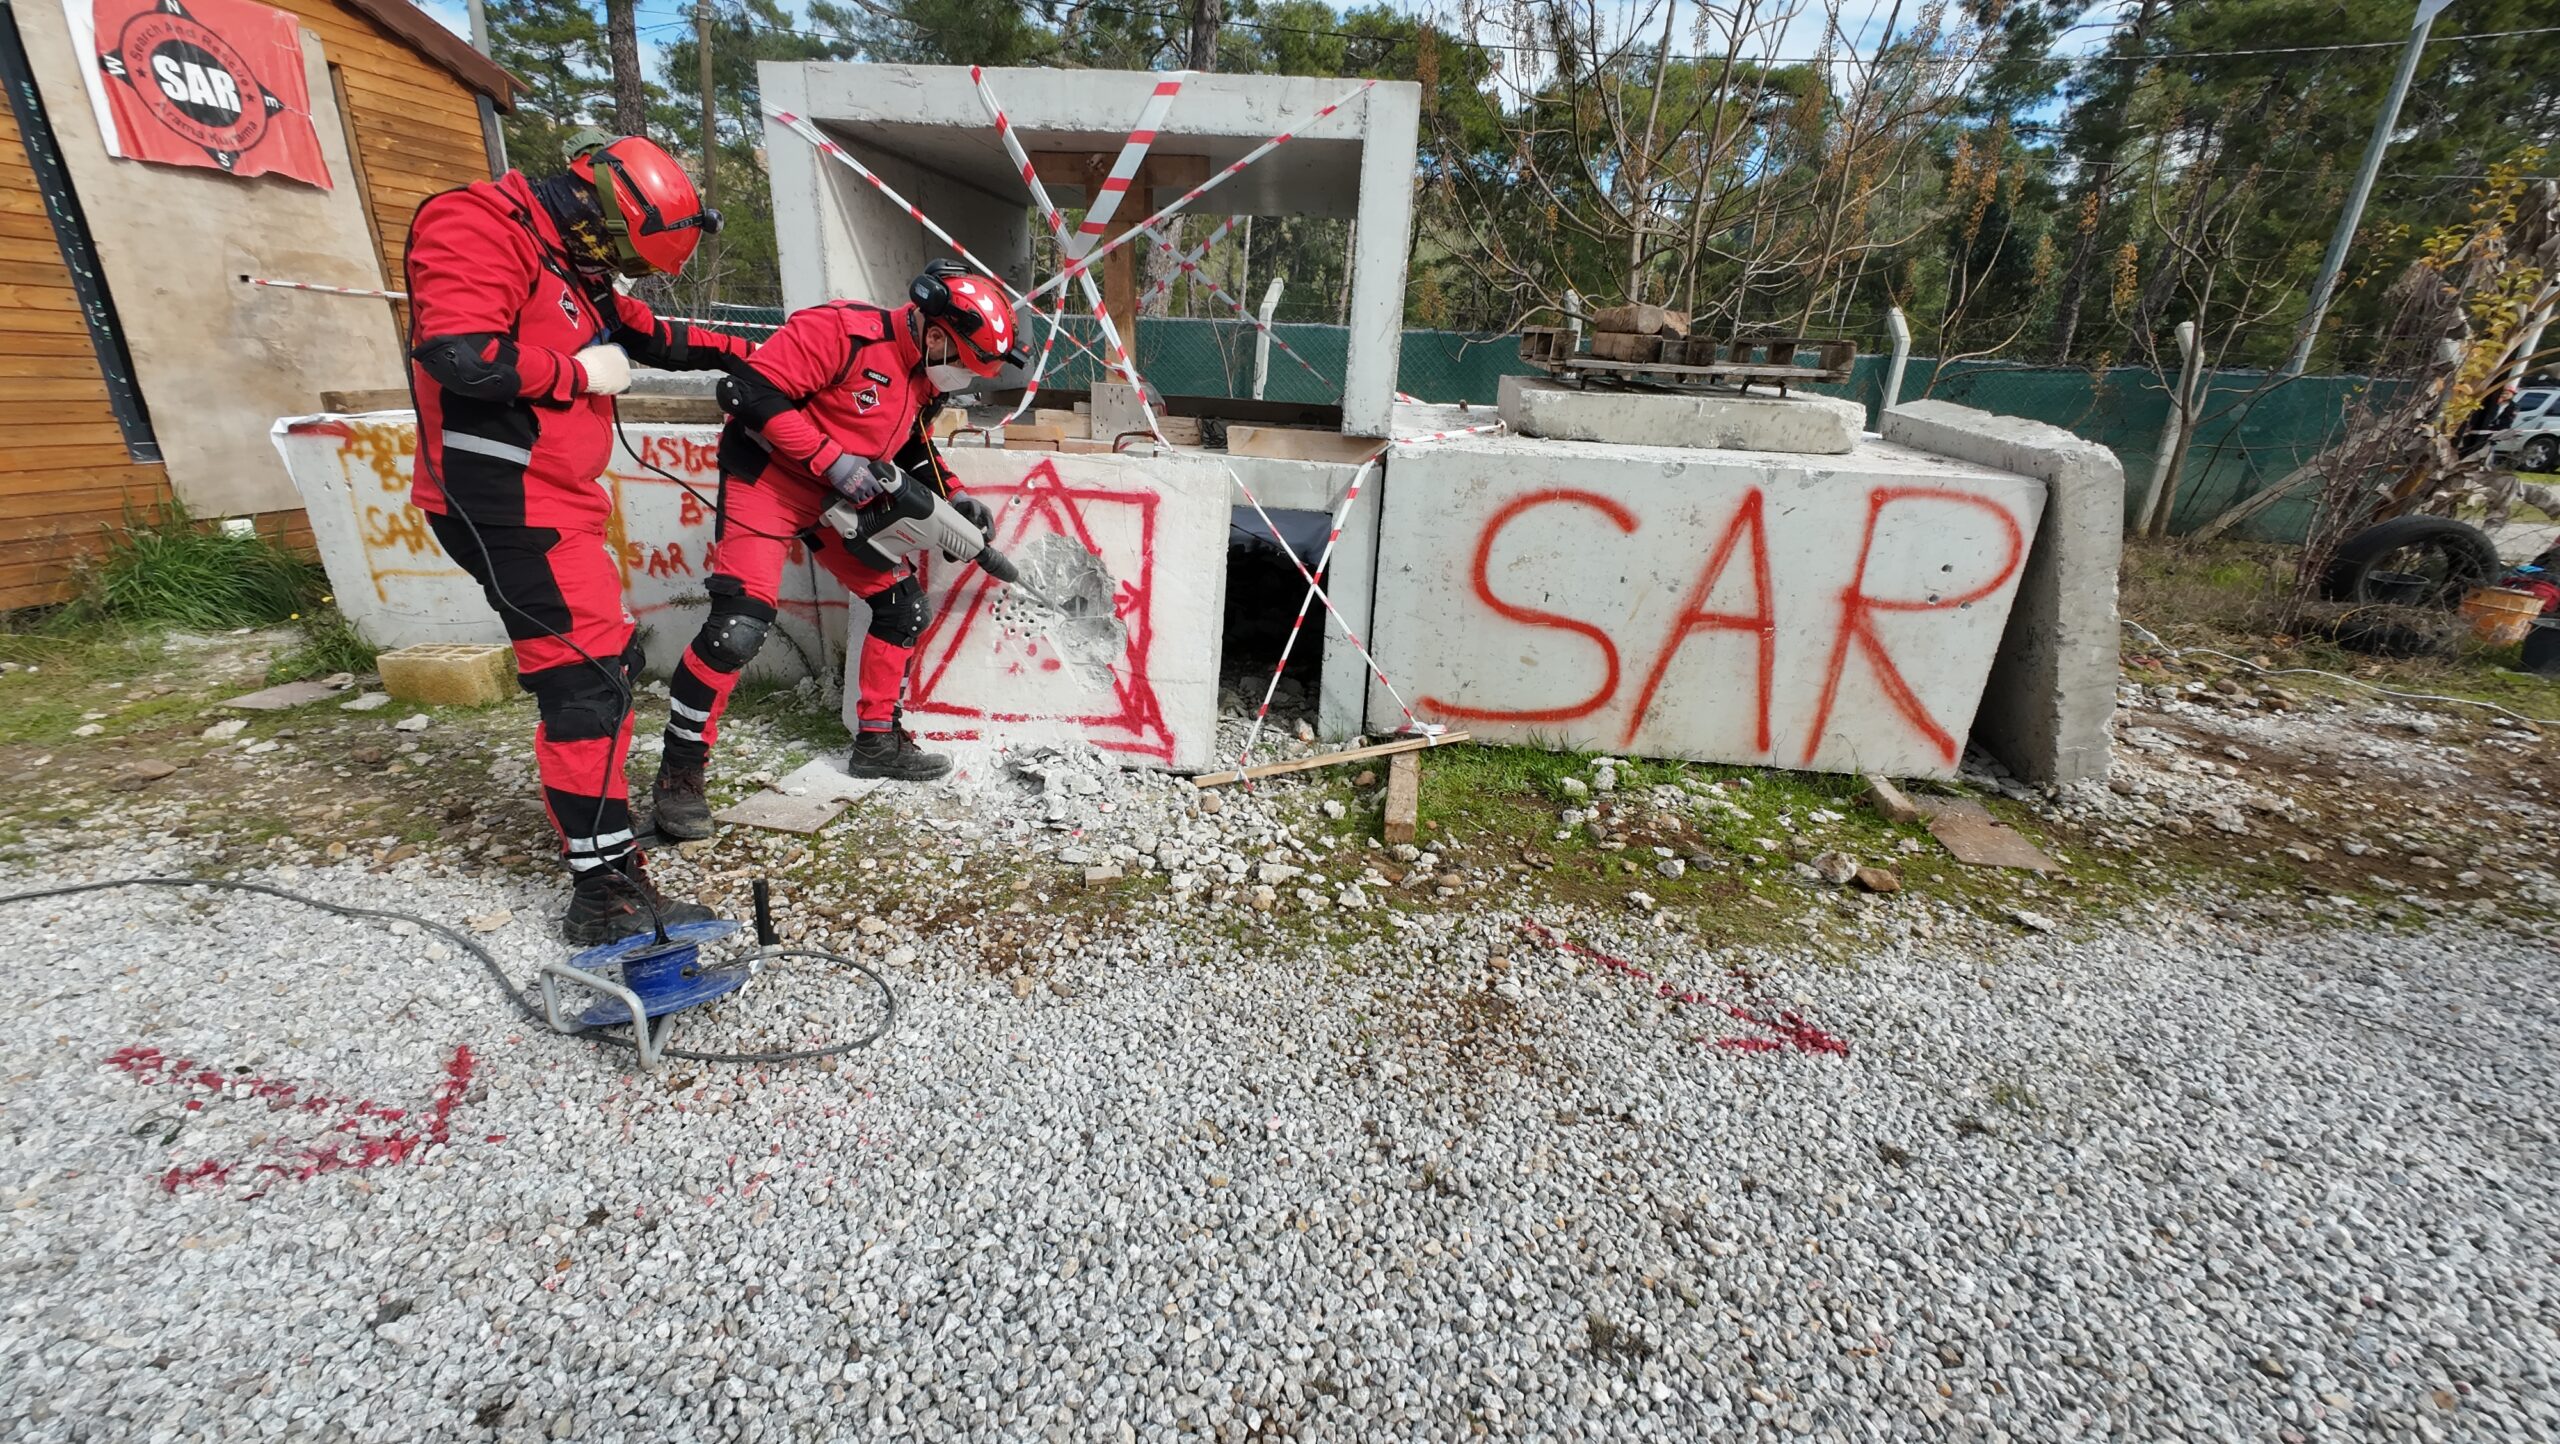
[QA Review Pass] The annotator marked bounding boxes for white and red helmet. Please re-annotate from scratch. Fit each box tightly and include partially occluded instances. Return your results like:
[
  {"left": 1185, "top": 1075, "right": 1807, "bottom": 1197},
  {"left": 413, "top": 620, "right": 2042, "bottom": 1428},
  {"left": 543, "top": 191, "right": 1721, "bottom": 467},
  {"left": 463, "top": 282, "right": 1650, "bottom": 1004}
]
[{"left": 909, "top": 260, "right": 1023, "bottom": 377}]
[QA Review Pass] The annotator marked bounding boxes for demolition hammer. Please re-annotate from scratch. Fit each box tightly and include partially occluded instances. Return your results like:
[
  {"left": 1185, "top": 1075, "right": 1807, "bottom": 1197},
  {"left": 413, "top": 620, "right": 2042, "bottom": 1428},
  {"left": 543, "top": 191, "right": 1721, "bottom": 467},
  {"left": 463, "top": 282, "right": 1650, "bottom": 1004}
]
[{"left": 822, "top": 470, "right": 1065, "bottom": 610}]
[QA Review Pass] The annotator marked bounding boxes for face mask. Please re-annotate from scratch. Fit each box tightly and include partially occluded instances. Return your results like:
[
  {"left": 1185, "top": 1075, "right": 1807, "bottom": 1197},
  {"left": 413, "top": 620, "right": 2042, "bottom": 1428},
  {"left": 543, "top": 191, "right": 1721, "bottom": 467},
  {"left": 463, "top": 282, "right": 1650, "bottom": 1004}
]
[{"left": 926, "top": 363, "right": 978, "bottom": 394}]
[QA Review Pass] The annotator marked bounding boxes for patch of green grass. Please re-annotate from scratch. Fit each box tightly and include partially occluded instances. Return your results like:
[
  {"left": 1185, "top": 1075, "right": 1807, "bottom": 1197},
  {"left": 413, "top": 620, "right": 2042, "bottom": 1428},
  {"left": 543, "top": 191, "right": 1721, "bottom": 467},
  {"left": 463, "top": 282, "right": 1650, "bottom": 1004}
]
[
  {"left": 268, "top": 605, "right": 379, "bottom": 683},
  {"left": 0, "top": 628, "right": 171, "bottom": 744},
  {"left": 67, "top": 506, "right": 320, "bottom": 631}
]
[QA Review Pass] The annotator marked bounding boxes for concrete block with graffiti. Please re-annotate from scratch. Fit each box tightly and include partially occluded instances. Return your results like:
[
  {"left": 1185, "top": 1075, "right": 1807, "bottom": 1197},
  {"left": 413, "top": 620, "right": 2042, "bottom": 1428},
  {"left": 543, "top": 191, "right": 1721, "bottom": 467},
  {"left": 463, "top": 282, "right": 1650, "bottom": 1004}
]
[
  {"left": 888, "top": 448, "right": 1231, "bottom": 772},
  {"left": 271, "top": 413, "right": 846, "bottom": 683},
  {"left": 271, "top": 414, "right": 1230, "bottom": 770},
  {"left": 1372, "top": 432, "right": 2049, "bottom": 779}
]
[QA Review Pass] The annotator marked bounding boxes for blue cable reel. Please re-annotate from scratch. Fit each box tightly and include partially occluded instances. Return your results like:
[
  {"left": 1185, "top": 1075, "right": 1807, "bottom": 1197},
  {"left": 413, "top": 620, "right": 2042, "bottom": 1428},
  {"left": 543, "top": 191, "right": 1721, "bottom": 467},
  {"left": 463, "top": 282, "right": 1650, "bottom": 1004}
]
[{"left": 562, "top": 918, "right": 753, "bottom": 1028}]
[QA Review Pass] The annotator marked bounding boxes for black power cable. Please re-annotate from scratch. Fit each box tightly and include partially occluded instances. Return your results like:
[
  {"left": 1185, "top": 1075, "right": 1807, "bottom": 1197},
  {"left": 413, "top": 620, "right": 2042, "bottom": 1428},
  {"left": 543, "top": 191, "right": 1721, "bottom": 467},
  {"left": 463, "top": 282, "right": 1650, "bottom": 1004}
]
[{"left": 0, "top": 875, "right": 894, "bottom": 1064}]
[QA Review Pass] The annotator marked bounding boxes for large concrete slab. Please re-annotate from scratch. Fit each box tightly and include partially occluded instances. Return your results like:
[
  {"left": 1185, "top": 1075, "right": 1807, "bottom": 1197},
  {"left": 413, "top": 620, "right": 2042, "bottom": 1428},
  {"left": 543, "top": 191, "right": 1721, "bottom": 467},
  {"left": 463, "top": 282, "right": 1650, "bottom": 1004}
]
[
  {"left": 1369, "top": 432, "right": 2047, "bottom": 778},
  {"left": 1882, "top": 401, "right": 2123, "bottom": 787},
  {"left": 761, "top": 63, "right": 1419, "bottom": 436},
  {"left": 271, "top": 415, "right": 846, "bottom": 681},
  {"left": 1498, "top": 375, "right": 1863, "bottom": 454},
  {"left": 886, "top": 448, "right": 1231, "bottom": 771}
]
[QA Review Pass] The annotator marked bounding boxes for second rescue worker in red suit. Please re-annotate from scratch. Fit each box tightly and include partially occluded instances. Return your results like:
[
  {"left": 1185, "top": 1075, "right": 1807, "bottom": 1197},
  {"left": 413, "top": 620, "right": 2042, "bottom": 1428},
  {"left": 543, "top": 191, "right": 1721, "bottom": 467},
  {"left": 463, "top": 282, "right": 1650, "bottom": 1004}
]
[
  {"left": 645, "top": 260, "right": 1024, "bottom": 840},
  {"left": 404, "top": 132, "right": 756, "bottom": 943}
]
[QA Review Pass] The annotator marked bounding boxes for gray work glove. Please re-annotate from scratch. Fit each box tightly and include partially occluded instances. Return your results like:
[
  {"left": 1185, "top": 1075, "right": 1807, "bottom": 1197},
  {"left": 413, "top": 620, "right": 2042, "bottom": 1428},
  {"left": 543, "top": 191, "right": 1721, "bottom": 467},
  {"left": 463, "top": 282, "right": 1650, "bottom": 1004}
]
[{"left": 821, "top": 454, "right": 903, "bottom": 509}]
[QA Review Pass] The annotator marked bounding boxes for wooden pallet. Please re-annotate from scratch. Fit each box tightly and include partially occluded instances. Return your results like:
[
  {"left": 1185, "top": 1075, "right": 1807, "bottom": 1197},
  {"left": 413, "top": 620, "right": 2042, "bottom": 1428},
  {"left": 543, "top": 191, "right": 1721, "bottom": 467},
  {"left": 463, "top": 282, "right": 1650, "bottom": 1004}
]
[{"left": 1515, "top": 331, "right": 1854, "bottom": 392}]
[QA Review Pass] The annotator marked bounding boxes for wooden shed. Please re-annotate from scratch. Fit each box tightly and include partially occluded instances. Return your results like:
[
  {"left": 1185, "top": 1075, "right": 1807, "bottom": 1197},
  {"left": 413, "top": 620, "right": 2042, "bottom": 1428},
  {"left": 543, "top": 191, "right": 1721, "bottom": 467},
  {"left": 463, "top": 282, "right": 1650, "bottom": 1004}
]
[{"left": 0, "top": 0, "right": 515, "bottom": 611}]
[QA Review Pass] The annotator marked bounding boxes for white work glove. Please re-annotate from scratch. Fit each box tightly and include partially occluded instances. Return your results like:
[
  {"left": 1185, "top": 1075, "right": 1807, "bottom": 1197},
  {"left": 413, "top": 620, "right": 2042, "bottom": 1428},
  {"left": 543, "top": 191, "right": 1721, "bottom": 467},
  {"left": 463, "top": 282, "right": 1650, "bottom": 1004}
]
[{"left": 574, "top": 344, "right": 632, "bottom": 397}]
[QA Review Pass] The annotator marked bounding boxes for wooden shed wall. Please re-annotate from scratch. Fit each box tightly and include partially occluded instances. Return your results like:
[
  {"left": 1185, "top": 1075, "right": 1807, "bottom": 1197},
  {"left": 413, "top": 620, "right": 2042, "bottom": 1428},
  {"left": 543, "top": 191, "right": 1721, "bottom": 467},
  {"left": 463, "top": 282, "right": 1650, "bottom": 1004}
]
[
  {"left": 263, "top": 0, "right": 493, "bottom": 305},
  {"left": 0, "top": 0, "right": 486, "bottom": 611},
  {"left": 0, "top": 98, "right": 175, "bottom": 611}
]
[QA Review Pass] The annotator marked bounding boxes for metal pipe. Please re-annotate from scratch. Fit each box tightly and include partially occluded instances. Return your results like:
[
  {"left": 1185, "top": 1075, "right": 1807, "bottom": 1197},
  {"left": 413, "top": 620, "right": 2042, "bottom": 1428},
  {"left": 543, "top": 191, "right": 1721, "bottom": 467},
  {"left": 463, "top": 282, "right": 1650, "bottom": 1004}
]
[
  {"left": 1252, "top": 276, "right": 1283, "bottom": 399},
  {"left": 2285, "top": 0, "right": 2454, "bottom": 375},
  {"left": 1881, "top": 306, "right": 1911, "bottom": 424}
]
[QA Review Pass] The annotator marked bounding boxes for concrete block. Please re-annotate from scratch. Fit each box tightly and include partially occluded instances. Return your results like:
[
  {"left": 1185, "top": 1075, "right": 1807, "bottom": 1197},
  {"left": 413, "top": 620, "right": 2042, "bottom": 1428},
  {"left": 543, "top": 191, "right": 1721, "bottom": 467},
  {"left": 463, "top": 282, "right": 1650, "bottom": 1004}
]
[
  {"left": 760, "top": 62, "right": 1419, "bottom": 435},
  {"left": 272, "top": 416, "right": 850, "bottom": 682},
  {"left": 712, "top": 790, "right": 850, "bottom": 835},
  {"left": 1882, "top": 400, "right": 2122, "bottom": 787},
  {"left": 222, "top": 680, "right": 341, "bottom": 711},
  {"left": 884, "top": 448, "right": 1231, "bottom": 770},
  {"left": 1499, "top": 375, "right": 1863, "bottom": 455},
  {"left": 376, "top": 643, "right": 515, "bottom": 708},
  {"left": 1369, "top": 430, "right": 2046, "bottom": 778}
]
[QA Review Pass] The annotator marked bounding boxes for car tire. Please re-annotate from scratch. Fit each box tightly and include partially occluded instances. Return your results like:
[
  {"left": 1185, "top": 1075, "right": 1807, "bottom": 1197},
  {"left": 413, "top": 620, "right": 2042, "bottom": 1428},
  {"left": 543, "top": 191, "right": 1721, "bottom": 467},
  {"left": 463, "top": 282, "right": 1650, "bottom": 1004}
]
[
  {"left": 2524, "top": 435, "right": 2560, "bottom": 472},
  {"left": 2319, "top": 515, "right": 2504, "bottom": 607}
]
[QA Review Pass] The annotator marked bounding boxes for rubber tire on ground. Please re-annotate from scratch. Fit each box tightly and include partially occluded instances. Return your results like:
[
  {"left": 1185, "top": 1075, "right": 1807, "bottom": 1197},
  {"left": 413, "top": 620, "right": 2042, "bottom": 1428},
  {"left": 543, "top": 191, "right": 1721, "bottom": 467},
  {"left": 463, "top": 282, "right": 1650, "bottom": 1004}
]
[
  {"left": 2318, "top": 515, "right": 2504, "bottom": 606},
  {"left": 2522, "top": 435, "right": 2559, "bottom": 472}
]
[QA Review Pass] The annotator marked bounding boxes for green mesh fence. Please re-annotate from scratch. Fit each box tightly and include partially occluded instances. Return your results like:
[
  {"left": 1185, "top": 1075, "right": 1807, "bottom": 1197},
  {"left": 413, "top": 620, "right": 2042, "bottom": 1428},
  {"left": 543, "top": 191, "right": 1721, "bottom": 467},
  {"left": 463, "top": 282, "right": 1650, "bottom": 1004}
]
[{"left": 724, "top": 305, "right": 2377, "bottom": 544}]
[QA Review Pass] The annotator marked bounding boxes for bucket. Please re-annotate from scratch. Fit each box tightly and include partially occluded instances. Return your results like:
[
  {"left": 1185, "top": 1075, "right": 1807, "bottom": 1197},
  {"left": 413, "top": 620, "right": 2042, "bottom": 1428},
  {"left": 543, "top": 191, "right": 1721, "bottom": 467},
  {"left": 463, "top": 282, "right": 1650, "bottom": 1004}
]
[{"left": 2459, "top": 586, "right": 2543, "bottom": 646}]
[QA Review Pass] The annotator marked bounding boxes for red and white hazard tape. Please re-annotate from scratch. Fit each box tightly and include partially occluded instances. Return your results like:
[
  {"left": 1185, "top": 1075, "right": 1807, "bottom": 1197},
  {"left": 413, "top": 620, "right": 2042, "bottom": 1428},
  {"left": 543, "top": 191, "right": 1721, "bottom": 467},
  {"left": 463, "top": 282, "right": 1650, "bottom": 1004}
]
[
  {"left": 1235, "top": 454, "right": 1382, "bottom": 770},
  {"left": 1136, "top": 214, "right": 1240, "bottom": 310},
  {"left": 1024, "top": 78, "right": 1378, "bottom": 305},
  {"left": 766, "top": 108, "right": 1111, "bottom": 374},
  {"left": 1138, "top": 220, "right": 1336, "bottom": 389},
  {"left": 1221, "top": 459, "right": 1431, "bottom": 755},
  {"left": 1075, "top": 72, "right": 1188, "bottom": 251},
  {"left": 970, "top": 66, "right": 1174, "bottom": 444},
  {"left": 240, "top": 275, "right": 780, "bottom": 335},
  {"left": 969, "top": 65, "right": 1176, "bottom": 432}
]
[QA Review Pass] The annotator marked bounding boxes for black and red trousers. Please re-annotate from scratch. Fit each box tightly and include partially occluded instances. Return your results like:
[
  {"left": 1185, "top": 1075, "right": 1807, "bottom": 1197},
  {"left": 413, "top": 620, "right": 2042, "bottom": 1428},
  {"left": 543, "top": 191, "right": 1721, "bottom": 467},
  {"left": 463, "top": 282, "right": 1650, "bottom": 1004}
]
[{"left": 425, "top": 510, "right": 642, "bottom": 879}]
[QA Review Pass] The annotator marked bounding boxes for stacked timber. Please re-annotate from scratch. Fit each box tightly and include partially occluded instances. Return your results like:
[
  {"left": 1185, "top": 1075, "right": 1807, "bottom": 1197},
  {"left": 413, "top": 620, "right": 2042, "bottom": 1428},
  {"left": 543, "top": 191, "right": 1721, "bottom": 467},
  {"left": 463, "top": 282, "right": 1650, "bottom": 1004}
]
[{"left": 1585, "top": 303, "right": 1692, "bottom": 364}]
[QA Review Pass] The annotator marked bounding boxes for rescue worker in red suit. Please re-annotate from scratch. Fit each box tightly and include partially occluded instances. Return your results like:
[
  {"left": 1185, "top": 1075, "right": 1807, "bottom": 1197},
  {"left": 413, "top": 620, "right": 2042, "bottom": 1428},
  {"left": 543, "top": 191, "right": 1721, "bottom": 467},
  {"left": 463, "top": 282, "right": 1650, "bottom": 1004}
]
[
  {"left": 403, "top": 132, "right": 755, "bottom": 944},
  {"left": 645, "top": 260, "right": 1023, "bottom": 840}
]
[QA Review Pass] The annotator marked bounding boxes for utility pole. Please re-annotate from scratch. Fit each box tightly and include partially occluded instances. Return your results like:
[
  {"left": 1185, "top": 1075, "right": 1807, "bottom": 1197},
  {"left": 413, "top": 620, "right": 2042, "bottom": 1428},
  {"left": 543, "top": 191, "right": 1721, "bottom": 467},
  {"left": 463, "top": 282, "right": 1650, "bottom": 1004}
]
[
  {"left": 694, "top": 0, "right": 718, "bottom": 304},
  {"left": 2285, "top": 0, "right": 2456, "bottom": 376},
  {"left": 463, "top": 0, "right": 503, "bottom": 176}
]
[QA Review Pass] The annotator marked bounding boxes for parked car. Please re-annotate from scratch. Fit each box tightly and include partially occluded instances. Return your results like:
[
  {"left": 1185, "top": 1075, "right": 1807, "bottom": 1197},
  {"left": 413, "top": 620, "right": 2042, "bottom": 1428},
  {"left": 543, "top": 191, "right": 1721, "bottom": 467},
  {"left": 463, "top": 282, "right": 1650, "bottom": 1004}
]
[{"left": 2492, "top": 387, "right": 2560, "bottom": 471}]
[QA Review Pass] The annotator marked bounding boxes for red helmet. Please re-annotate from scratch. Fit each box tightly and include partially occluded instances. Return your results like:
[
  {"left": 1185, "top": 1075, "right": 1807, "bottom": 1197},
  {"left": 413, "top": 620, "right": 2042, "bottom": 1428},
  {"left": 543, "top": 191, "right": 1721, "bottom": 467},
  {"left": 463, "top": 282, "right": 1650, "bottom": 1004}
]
[
  {"left": 910, "top": 261, "right": 1023, "bottom": 377},
  {"left": 569, "top": 134, "right": 721, "bottom": 278}
]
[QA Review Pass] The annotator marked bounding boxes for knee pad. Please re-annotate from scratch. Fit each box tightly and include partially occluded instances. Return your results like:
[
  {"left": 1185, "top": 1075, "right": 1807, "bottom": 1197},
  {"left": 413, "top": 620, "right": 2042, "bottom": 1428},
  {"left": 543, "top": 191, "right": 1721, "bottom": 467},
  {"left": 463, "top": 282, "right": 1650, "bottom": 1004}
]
[
  {"left": 866, "top": 576, "right": 929, "bottom": 649},
  {"left": 522, "top": 657, "right": 630, "bottom": 742},
  {"left": 695, "top": 580, "right": 776, "bottom": 674}
]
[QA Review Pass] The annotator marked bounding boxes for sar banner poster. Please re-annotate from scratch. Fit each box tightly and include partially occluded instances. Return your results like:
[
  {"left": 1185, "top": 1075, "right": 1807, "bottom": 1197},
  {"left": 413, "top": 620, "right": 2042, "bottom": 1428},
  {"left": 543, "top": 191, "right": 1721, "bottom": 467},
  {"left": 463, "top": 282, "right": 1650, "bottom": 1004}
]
[{"left": 69, "top": 0, "right": 331, "bottom": 187}]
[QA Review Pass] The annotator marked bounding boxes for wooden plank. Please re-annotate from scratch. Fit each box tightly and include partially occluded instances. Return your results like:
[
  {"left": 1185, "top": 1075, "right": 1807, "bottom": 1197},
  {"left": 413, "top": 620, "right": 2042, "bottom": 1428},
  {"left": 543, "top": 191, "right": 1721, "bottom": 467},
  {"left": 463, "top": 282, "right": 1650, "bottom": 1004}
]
[
  {"left": 1225, "top": 424, "right": 1385, "bottom": 464},
  {"left": 0, "top": 468, "right": 167, "bottom": 502},
  {"left": 1194, "top": 732, "right": 1472, "bottom": 789},
  {"left": 0, "top": 330, "right": 105, "bottom": 358},
  {"left": 1381, "top": 751, "right": 1420, "bottom": 845},
  {"left": 0, "top": 353, "right": 112, "bottom": 381},
  {"left": 1588, "top": 332, "right": 1661, "bottom": 363},
  {"left": 0, "top": 422, "right": 130, "bottom": 451},
  {"left": 1004, "top": 422, "right": 1065, "bottom": 444},
  {"left": 0, "top": 285, "right": 86, "bottom": 315},
  {"left": 318, "top": 387, "right": 411, "bottom": 412},
  {"left": 0, "top": 376, "right": 111, "bottom": 402},
  {"left": 0, "top": 441, "right": 145, "bottom": 474}
]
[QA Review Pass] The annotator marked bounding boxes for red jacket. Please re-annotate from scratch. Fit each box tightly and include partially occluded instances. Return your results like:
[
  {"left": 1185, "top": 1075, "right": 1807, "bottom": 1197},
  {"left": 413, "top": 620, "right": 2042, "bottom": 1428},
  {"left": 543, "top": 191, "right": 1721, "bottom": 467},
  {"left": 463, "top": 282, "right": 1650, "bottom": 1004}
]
[
  {"left": 716, "top": 300, "right": 959, "bottom": 494},
  {"left": 404, "top": 171, "right": 751, "bottom": 529}
]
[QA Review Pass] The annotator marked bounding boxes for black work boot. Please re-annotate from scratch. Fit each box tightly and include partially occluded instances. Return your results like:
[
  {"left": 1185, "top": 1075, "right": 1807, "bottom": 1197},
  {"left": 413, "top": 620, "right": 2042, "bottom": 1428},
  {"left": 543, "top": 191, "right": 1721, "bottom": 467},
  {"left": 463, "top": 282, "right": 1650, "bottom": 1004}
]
[
  {"left": 650, "top": 757, "right": 713, "bottom": 841},
  {"left": 561, "top": 859, "right": 718, "bottom": 946},
  {"left": 845, "top": 721, "right": 952, "bottom": 781}
]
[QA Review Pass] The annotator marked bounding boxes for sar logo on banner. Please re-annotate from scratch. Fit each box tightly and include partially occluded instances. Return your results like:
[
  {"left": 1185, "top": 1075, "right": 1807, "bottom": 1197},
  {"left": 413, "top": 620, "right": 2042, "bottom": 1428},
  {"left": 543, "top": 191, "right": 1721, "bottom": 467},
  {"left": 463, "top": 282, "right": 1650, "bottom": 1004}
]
[{"left": 90, "top": 0, "right": 331, "bottom": 186}]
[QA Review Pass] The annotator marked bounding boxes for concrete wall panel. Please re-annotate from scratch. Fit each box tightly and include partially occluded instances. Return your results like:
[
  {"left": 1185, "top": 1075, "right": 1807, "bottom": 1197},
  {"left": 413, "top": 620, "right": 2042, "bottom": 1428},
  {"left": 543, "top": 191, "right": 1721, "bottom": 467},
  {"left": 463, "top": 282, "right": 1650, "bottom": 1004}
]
[
  {"left": 888, "top": 448, "right": 1231, "bottom": 772},
  {"left": 1371, "top": 434, "right": 2048, "bottom": 778},
  {"left": 273, "top": 416, "right": 846, "bottom": 680},
  {"left": 1881, "top": 400, "right": 2123, "bottom": 786}
]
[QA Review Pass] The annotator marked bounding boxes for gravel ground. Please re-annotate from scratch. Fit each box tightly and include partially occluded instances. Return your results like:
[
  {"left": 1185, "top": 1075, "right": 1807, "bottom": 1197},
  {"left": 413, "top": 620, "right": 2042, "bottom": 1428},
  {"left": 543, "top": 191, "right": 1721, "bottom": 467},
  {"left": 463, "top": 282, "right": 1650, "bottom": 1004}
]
[{"left": 3, "top": 838, "right": 2553, "bottom": 1442}]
